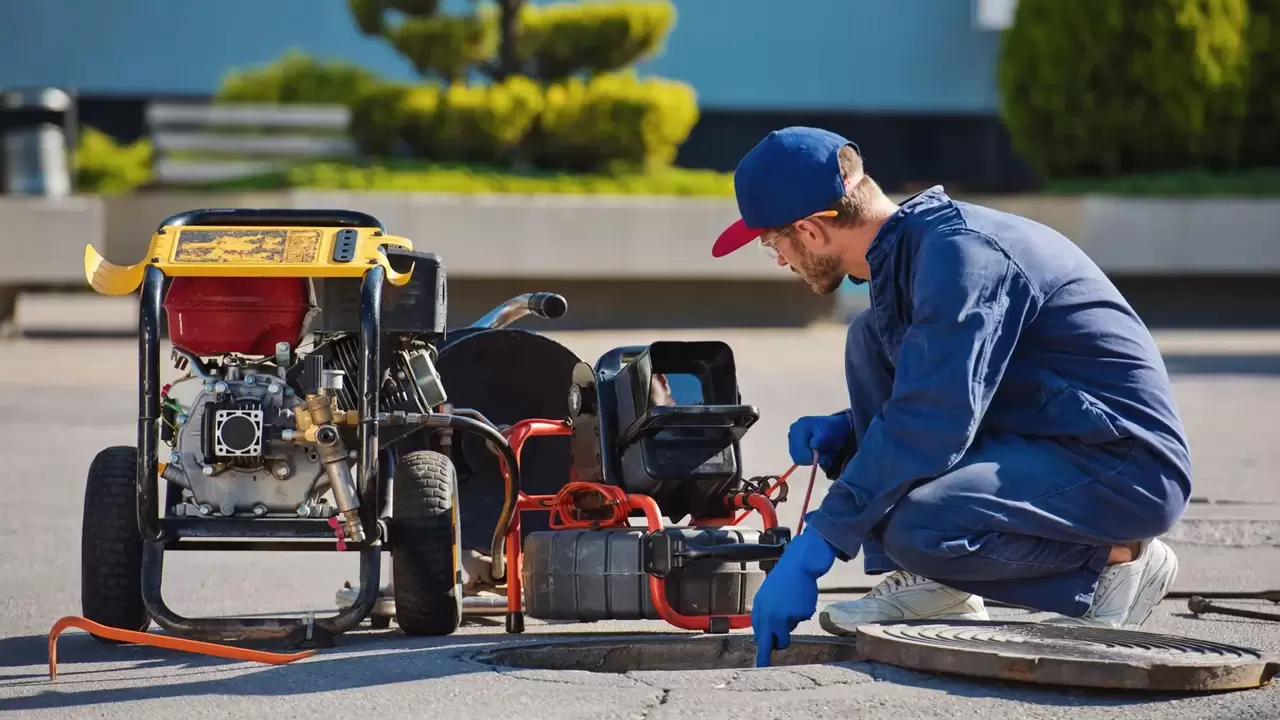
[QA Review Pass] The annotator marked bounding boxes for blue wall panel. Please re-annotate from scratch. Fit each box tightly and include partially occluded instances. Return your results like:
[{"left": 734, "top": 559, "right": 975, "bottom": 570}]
[{"left": 0, "top": 0, "right": 1002, "bottom": 112}]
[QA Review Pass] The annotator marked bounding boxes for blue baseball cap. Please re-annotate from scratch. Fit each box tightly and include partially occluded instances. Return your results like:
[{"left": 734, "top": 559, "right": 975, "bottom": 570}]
[{"left": 712, "top": 126, "right": 860, "bottom": 258}]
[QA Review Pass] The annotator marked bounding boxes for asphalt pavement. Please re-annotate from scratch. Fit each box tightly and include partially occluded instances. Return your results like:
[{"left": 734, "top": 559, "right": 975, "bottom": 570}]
[{"left": 1, "top": 297, "right": 1278, "bottom": 719}]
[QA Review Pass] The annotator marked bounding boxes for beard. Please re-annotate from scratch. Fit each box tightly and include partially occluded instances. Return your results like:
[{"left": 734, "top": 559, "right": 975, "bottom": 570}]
[{"left": 789, "top": 242, "right": 846, "bottom": 295}]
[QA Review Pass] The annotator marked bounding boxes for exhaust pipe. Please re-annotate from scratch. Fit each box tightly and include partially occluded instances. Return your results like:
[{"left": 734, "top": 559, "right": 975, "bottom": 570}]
[{"left": 470, "top": 292, "right": 568, "bottom": 330}]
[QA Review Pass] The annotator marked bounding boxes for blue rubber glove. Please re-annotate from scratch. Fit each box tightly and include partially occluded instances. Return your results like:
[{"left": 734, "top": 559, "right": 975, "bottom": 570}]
[
  {"left": 787, "top": 414, "right": 854, "bottom": 475},
  {"left": 752, "top": 529, "right": 839, "bottom": 667}
]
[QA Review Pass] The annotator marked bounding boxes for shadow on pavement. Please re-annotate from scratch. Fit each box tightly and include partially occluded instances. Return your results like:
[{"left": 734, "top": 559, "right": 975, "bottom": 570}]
[
  {"left": 0, "top": 628, "right": 501, "bottom": 711},
  {"left": 0, "top": 627, "right": 1250, "bottom": 712},
  {"left": 1162, "top": 353, "right": 1280, "bottom": 376}
]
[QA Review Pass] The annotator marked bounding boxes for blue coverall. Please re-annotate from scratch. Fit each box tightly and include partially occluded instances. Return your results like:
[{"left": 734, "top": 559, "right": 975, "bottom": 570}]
[{"left": 804, "top": 186, "right": 1193, "bottom": 617}]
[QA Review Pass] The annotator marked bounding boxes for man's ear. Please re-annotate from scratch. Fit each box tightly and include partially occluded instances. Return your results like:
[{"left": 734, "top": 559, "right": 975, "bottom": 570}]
[{"left": 795, "top": 218, "right": 827, "bottom": 247}]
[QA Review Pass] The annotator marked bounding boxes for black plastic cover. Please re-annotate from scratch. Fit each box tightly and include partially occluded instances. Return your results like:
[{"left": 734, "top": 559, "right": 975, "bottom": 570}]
[{"left": 311, "top": 247, "right": 447, "bottom": 339}]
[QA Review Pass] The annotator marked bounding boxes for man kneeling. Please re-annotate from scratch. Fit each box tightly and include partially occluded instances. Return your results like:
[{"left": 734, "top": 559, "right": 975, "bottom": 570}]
[{"left": 707, "top": 127, "right": 1192, "bottom": 663}]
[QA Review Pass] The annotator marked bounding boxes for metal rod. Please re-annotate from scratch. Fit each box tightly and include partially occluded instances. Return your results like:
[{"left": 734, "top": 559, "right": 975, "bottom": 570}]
[
  {"left": 676, "top": 542, "right": 787, "bottom": 564},
  {"left": 818, "top": 586, "right": 1280, "bottom": 605},
  {"left": 164, "top": 540, "right": 349, "bottom": 552},
  {"left": 359, "top": 265, "right": 383, "bottom": 541},
  {"left": 1188, "top": 596, "right": 1280, "bottom": 622},
  {"left": 162, "top": 518, "right": 343, "bottom": 540},
  {"left": 462, "top": 595, "right": 508, "bottom": 616},
  {"left": 137, "top": 265, "right": 164, "bottom": 542}
]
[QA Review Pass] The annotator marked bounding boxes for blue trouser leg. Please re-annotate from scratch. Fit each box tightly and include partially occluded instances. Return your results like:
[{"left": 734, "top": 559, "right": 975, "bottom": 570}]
[
  {"left": 875, "top": 431, "right": 1187, "bottom": 616},
  {"left": 841, "top": 309, "right": 901, "bottom": 575}
]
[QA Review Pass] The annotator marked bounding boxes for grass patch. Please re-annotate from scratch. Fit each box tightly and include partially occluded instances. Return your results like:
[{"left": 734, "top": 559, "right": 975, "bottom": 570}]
[{"left": 193, "top": 159, "right": 737, "bottom": 197}]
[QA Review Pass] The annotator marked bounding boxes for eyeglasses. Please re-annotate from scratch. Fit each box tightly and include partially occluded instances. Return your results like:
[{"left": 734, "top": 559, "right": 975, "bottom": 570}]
[{"left": 756, "top": 210, "right": 838, "bottom": 261}]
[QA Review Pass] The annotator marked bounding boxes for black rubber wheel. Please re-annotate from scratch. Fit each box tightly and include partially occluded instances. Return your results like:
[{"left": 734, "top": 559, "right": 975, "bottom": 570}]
[
  {"left": 521, "top": 527, "right": 767, "bottom": 621},
  {"left": 390, "top": 450, "right": 463, "bottom": 636},
  {"left": 80, "top": 446, "right": 150, "bottom": 643}
]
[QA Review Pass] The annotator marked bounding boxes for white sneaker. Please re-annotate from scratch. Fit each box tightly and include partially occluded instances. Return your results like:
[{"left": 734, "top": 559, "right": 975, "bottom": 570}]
[
  {"left": 1044, "top": 538, "right": 1178, "bottom": 629},
  {"left": 818, "top": 571, "right": 989, "bottom": 636}
]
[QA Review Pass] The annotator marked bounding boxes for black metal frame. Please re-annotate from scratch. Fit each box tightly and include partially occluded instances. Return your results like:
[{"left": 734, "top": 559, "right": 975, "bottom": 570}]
[
  {"left": 133, "top": 209, "right": 391, "bottom": 646},
  {"left": 582, "top": 342, "right": 789, "bottom": 585}
]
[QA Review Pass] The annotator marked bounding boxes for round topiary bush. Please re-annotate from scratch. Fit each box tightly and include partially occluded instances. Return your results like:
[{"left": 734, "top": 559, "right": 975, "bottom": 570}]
[{"left": 997, "top": 0, "right": 1251, "bottom": 180}]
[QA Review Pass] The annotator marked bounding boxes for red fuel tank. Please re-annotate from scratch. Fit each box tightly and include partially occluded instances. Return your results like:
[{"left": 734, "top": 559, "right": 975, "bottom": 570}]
[{"left": 162, "top": 276, "right": 313, "bottom": 357}]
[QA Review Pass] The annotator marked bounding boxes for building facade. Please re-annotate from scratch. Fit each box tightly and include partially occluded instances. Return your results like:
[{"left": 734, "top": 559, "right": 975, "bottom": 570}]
[{"left": 0, "top": 0, "right": 1034, "bottom": 190}]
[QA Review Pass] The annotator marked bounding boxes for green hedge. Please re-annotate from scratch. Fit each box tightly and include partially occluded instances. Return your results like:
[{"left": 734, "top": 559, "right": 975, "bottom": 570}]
[
  {"left": 203, "top": 160, "right": 734, "bottom": 196},
  {"left": 533, "top": 71, "right": 699, "bottom": 173},
  {"left": 997, "top": 0, "right": 1251, "bottom": 179},
  {"left": 341, "top": 70, "right": 698, "bottom": 174},
  {"left": 1244, "top": 0, "right": 1280, "bottom": 164},
  {"left": 386, "top": 14, "right": 496, "bottom": 82},
  {"left": 355, "top": 0, "right": 674, "bottom": 81},
  {"left": 74, "top": 127, "right": 153, "bottom": 195},
  {"left": 401, "top": 76, "right": 545, "bottom": 164},
  {"left": 216, "top": 49, "right": 381, "bottom": 107},
  {"left": 515, "top": 1, "right": 676, "bottom": 80}
]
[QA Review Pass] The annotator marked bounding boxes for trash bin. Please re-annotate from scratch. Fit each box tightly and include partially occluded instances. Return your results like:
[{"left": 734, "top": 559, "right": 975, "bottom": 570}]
[{"left": 0, "top": 87, "right": 75, "bottom": 196}]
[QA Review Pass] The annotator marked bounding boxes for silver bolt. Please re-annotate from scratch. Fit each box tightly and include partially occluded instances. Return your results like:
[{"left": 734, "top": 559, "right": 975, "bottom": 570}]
[
  {"left": 268, "top": 383, "right": 281, "bottom": 394},
  {"left": 198, "top": 504, "right": 213, "bottom": 516},
  {"left": 169, "top": 452, "right": 181, "bottom": 464},
  {"left": 204, "top": 382, "right": 215, "bottom": 392},
  {"left": 285, "top": 387, "right": 295, "bottom": 397},
  {"left": 274, "top": 465, "right": 290, "bottom": 478},
  {"left": 297, "top": 505, "right": 311, "bottom": 517},
  {"left": 244, "top": 374, "right": 256, "bottom": 386},
  {"left": 348, "top": 450, "right": 358, "bottom": 459},
  {"left": 214, "top": 381, "right": 228, "bottom": 393},
  {"left": 220, "top": 502, "right": 236, "bottom": 517},
  {"left": 252, "top": 504, "right": 268, "bottom": 517},
  {"left": 176, "top": 413, "right": 188, "bottom": 424},
  {"left": 202, "top": 465, "right": 215, "bottom": 476}
]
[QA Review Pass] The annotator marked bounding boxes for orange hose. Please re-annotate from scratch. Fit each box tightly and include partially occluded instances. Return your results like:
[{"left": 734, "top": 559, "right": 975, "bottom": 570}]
[{"left": 47, "top": 616, "right": 318, "bottom": 680}]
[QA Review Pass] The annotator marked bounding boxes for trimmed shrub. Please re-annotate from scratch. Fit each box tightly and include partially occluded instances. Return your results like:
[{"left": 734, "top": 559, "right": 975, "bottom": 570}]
[
  {"left": 997, "top": 0, "right": 1251, "bottom": 179},
  {"left": 74, "top": 127, "right": 153, "bottom": 195},
  {"left": 386, "top": 77, "right": 543, "bottom": 164},
  {"left": 1244, "top": 0, "right": 1280, "bottom": 164},
  {"left": 216, "top": 50, "right": 381, "bottom": 107},
  {"left": 348, "top": 83, "right": 416, "bottom": 157},
  {"left": 430, "top": 76, "right": 544, "bottom": 163},
  {"left": 386, "top": 14, "right": 497, "bottom": 83},
  {"left": 516, "top": 0, "right": 677, "bottom": 80},
  {"left": 534, "top": 71, "right": 699, "bottom": 173}
]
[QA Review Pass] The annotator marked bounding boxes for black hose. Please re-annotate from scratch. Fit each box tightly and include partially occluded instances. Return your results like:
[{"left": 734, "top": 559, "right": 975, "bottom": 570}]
[
  {"left": 434, "top": 414, "right": 520, "bottom": 583},
  {"left": 448, "top": 407, "right": 499, "bottom": 431}
]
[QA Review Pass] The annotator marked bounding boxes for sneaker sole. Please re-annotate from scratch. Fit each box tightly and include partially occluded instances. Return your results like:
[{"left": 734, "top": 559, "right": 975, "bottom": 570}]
[
  {"left": 1123, "top": 539, "right": 1179, "bottom": 628},
  {"left": 818, "top": 610, "right": 989, "bottom": 637}
]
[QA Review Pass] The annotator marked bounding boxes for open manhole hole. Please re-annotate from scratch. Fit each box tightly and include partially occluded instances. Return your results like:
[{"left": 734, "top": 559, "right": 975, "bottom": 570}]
[{"left": 473, "top": 635, "right": 860, "bottom": 673}]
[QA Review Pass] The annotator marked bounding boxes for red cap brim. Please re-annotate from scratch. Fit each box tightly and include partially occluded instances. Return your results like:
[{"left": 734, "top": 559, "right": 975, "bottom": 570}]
[{"left": 711, "top": 218, "right": 762, "bottom": 258}]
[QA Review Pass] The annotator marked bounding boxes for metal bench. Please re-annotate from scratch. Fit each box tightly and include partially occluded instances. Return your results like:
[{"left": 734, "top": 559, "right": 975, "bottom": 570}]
[{"left": 145, "top": 101, "right": 355, "bottom": 186}]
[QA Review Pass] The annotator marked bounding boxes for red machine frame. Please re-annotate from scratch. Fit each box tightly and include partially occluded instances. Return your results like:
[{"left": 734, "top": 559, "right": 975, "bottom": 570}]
[{"left": 495, "top": 417, "right": 801, "bottom": 633}]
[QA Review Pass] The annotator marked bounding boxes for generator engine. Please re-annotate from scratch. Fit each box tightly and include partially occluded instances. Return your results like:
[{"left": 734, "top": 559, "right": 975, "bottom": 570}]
[{"left": 160, "top": 344, "right": 367, "bottom": 543}]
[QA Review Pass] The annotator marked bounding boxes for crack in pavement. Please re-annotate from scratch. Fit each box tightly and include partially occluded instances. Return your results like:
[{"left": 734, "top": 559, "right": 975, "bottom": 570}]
[{"left": 639, "top": 688, "right": 672, "bottom": 720}]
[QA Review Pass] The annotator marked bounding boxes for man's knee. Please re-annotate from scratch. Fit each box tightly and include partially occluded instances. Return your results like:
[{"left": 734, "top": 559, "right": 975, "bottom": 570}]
[{"left": 878, "top": 492, "right": 967, "bottom": 575}]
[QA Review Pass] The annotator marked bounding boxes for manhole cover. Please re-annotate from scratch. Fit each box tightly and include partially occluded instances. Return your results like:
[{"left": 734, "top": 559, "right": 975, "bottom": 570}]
[
  {"left": 474, "top": 635, "right": 859, "bottom": 673},
  {"left": 856, "top": 621, "right": 1280, "bottom": 692}
]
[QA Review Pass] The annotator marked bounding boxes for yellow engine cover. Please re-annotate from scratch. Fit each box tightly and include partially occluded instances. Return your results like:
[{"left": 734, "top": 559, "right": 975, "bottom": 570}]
[{"left": 85, "top": 222, "right": 416, "bottom": 296}]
